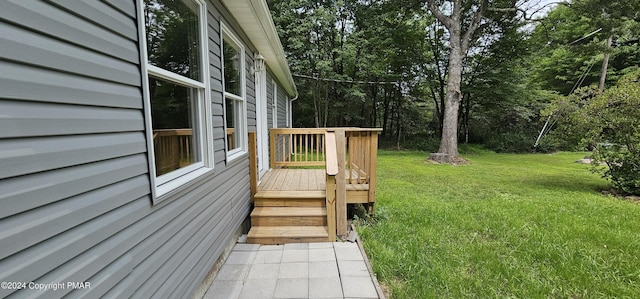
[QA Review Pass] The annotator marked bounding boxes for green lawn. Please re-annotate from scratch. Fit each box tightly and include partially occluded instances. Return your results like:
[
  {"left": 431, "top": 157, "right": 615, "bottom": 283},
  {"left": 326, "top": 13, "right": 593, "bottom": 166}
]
[{"left": 357, "top": 149, "right": 640, "bottom": 298}]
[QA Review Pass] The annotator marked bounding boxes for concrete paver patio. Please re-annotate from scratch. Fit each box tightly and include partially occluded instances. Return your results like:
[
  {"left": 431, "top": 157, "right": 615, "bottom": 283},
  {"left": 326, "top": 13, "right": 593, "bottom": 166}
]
[{"left": 203, "top": 242, "right": 380, "bottom": 299}]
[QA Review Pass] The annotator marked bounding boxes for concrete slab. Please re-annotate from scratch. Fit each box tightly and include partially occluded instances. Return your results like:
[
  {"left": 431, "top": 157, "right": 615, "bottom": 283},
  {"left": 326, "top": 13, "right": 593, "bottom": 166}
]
[
  {"left": 284, "top": 243, "right": 309, "bottom": 250},
  {"left": 238, "top": 279, "right": 277, "bottom": 299},
  {"left": 334, "top": 247, "right": 363, "bottom": 261},
  {"left": 259, "top": 244, "right": 284, "bottom": 251},
  {"left": 309, "top": 261, "right": 340, "bottom": 278},
  {"left": 203, "top": 279, "right": 242, "bottom": 299},
  {"left": 281, "top": 249, "right": 309, "bottom": 263},
  {"left": 202, "top": 241, "right": 381, "bottom": 299},
  {"left": 247, "top": 263, "right": 280, "bottom": 280},
  {"left": 332, "top": 242, "right": 356, "bottom": 248},
  {"left": 278, "top": 262, "right": 309, "bottom": 279},
  {"left": 226, "top": 251, "right": 258, "bottom": 265},
  {"left": 234, "top": 243, "right": 261, "bottom": 251},
  {"left": 274, "top": 278, "right": 308, "bottom": 298},
  {"left": 338, "top": 260, "right": 370, "bottom": 277},
  {"left": 309, "top": 248, "right": 336, "bottom": 262},
  {"left": 341, "top": 276, "right": 377, "bottom": 298},
  {"left": 254, "top": 249, "right": 283, "bottom": 264},
  {"left": 309, "top": 242, "right": 334, "bottom": 249},
  {"left": 309, "top": 277, "right": 344, "bottom": 298},
  {"left": 215, "top": 264, "right": 250, "bottom": 281}
]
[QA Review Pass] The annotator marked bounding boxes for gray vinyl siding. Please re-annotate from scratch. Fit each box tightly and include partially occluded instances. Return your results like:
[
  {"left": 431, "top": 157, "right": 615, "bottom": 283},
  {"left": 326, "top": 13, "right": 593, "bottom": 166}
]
[
  {"left": 277, "top": 85, "right": 289, "bottom": 128},
  {"left": 265, "top": 71, "right": 291, "bottom": 129},
  {"left": 0, "top": 2, "right": 261, "bottom": 299},
  {"left": 246, "top": 51, "right": 257, "bottom": 132}
]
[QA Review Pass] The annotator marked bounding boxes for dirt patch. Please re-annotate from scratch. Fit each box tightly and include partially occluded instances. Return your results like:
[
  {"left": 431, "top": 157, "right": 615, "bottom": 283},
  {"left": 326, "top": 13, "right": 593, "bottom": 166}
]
[
  {"left": 602, "top": 189, "right": 640, "bottom": 203},
  {"left": 427, "top": 153, "right": 470, "bottom": 165},
  {"left": 625, "top": 195, "right": 640, "bottom": 202},
  {"left": 380, "top": 281, "right": 392, "bottom": 299}
]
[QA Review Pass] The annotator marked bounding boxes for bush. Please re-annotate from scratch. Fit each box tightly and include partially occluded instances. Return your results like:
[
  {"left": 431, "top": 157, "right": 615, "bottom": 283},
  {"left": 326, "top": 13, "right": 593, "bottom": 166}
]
[
  {"left": 584, "top": 72, "right": 640, "bottom": 195},
  {"left": 592, "top": 144, "right": 640, "bottom": 195}
]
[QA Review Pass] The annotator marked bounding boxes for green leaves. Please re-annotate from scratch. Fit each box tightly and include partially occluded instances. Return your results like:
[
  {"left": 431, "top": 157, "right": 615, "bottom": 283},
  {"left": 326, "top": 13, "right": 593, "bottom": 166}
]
[{"left": 549, "top": 70, "right": 640, "bottom": 195}]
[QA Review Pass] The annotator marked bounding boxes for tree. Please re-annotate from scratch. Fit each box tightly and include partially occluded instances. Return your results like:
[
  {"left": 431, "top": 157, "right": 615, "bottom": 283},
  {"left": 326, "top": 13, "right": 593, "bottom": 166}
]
[
  {"left": 569, "top": 0, "right": 640, "bottom": 92},
  {"left": 530, "top": 1, "right": 640, "bottom": 96},
  {"left": 425, "top": 0, "right": 517, "bottom": 163},
  {"left": 530, "top": 0, "right": 640, "bottom": 151},
  {"left": 269, "top": 0, "right": 431, "bottom": 141}
]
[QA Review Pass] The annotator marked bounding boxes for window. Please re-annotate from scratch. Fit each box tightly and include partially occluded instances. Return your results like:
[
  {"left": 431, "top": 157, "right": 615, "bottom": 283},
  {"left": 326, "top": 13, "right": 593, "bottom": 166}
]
[
  {"left": 140, "top": 0, "right": 212, "bottom": 199},
  {"left": 286, "top": 96, "right": 291, "bottom": 127},
  {"left": 222, "top": 24, "right": 247, "bottom": 160}
]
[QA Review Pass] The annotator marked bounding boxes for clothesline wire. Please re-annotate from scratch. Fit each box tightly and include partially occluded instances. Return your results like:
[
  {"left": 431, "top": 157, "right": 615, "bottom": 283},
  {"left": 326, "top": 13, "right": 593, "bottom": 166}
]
[{"left": 293, "top": 73, "right": 399, "bottom": 85}]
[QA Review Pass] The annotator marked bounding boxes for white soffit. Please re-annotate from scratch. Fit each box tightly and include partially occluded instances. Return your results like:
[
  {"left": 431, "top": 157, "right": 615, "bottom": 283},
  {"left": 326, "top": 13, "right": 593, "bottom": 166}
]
[{"left": 220, "top": 0, "right": 297, "bottom": 96}]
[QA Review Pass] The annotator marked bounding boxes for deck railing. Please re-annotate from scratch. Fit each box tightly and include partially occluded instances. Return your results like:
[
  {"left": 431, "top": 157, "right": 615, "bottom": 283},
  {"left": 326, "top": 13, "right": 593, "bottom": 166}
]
[
  {"left": 270, "top": 128, "right": 328, "bottom": 168},
  {"left": 269, "top": 127, "right": 381, "bottom": 237},
  {"left": 153, "top": 129, "right": 193, "bottom": 176}
]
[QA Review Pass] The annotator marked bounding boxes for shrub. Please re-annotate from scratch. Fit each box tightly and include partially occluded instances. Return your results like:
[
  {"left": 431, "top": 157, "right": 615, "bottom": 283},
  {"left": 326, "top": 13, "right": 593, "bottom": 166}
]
[{"left": 584, "top": 72, "right": 640, "bottom": 195}]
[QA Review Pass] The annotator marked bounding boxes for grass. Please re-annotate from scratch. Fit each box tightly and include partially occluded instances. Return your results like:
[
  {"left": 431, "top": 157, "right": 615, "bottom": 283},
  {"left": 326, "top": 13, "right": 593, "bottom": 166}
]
[{"left": 357, "top": 148, "right": 640, "bottom": 298}]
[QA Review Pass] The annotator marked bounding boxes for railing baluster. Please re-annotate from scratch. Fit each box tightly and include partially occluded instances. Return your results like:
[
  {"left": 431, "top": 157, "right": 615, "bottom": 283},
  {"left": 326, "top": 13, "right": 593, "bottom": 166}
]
[
  {"left": 293, "top": 134, "right": 298, "bottom": 162},
  {"left": 314, "top": 134, "right": 318, "bottom": 161},
  {"left": 304, "top": 133, "right": 308, "bottom": 162}
]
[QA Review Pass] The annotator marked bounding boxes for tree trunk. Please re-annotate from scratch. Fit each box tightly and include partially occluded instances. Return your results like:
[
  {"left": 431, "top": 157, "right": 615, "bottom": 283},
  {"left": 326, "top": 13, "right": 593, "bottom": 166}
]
[
  {"left": 371, "top": 83, "right": 378, "bottom": 127},
  {"left": 313, "top": 79, "right": 320, "bottom": 128},
  {"left": 463, "top": 91, "right": 471, "bottom": 144},
  {"left": 381, "top": 88, "right": 390, "bottom": 137},
  {"left": 323, "top": 83, "right": 329, "bottom": 127},
  {"left": 437, "top": 44, "right": 463, "bottom": 157},
  {"left": 598, "top": 35, "right": 612, "bottom": 93}
]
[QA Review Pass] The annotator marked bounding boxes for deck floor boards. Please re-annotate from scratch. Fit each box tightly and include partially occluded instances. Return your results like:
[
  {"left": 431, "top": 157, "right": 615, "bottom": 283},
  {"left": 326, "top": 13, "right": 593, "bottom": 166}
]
[
  {"left": 259, "top": 169, "right": 326, "bottom": 192},
  {"left": 258, "top": 168, "right": 367, "bottom": 193}
]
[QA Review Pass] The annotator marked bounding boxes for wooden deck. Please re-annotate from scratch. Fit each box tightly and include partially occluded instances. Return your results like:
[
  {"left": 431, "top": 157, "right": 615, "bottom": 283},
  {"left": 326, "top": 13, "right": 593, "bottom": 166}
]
[
  {"left": 258, "top": 169, "right": 326, "bottom": 191},
  {"left": 258, "top": 168, "right": 369, "bottom": 193},
  {"left": 247, "top": 128, "right": 380, "bottom": 244}
]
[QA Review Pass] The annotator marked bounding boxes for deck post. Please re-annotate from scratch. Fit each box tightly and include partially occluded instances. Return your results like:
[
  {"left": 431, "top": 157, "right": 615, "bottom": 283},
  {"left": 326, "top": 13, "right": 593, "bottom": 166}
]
[
  {"left": 325, "top": 174, "right": 337, "bottom": 241},
  {"left": 269, "top": 129, "right": 276, "bottom": 169},
  {"left": 325, "top": 131, "right": 338, "bottom": 241},
  {"left": 367, "top": 131, "right": 379, "bottom": 215},
  {"left": 249, "top": 132, "right": 258, "bottom": 201},
  {"left": 335, "top": 129, "right": 347, "bottom": 236}
]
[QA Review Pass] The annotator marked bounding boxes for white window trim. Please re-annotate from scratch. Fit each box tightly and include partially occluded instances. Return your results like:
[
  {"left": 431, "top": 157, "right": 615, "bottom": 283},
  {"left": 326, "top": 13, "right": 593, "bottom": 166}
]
[
  {"left": 221, "top": 23, "right": 248, "bottom": 162},
  {"left": 271, "top": 80, "right": 278, "bottom": 128},
  {"left": 137, "top": 0, "right": 213, "bottom": 202},
  {"left": 272, "top": 79, "right": 278, "bottom": 128}
]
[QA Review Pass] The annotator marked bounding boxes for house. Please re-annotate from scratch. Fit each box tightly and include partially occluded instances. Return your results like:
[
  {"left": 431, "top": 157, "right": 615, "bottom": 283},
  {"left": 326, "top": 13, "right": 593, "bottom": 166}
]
[
  {"left": 0, "top": 0, "right": 297, "bottom": 297},
  {"left": 0, "top": 0, "right": 381, "bottom": 297}
]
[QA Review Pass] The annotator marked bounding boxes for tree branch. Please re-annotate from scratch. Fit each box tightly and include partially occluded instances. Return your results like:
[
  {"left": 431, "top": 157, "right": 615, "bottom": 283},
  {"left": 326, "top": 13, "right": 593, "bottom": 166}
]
[
  {"left": 489, "top": 1, "right": 569, "bottom": 21},
  {"left": 426, "top": 0, "right": 454, "bottom": 31},
  {"left": 462, "top": 0, "right": 488, "bottom": 52}
]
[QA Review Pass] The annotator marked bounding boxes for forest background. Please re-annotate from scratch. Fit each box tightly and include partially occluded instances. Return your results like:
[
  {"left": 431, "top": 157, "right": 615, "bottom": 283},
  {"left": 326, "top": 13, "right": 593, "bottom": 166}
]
[{"left": 267, "top": 0, "right": 639, "bottom": 153}]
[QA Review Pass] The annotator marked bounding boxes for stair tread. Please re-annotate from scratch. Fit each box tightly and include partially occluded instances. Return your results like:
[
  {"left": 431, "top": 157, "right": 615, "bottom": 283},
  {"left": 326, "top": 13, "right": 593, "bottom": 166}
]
[
  {"left": 254, "top": 190, "right": 326, "bottom": 199},
  {"left": 251, "top": 207, "right": 327, "bottom": 217},
  {"left": 248, "top": 226, "right": 328, "bottom": 238}
]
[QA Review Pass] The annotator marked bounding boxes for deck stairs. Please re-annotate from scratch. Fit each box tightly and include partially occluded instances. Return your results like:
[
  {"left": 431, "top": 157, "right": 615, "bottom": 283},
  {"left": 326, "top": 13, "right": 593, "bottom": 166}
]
[{"left": 247, "top": 190, "right": 330, "bottom": 244}]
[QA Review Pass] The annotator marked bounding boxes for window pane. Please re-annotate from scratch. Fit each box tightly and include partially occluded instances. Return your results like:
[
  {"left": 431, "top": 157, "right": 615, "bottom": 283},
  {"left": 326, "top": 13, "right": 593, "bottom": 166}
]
[
  {"left": 225, "top": 97, "right": 239, "bottom": 150},
  {"left": 145, "top": 0, "right": 200, "bottom": 81},
  {"left": 223, "top": 40, "right": 241, "bottom": 96},
  {"left": 149, "top": 76, "right": 200, "bottom": 176}
]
